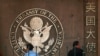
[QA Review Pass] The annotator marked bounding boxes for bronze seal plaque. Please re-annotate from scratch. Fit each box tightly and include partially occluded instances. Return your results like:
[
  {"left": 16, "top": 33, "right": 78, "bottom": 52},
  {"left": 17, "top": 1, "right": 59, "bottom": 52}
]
[{"left": 9, "top": 8, "right": 64, "bottom": 56}]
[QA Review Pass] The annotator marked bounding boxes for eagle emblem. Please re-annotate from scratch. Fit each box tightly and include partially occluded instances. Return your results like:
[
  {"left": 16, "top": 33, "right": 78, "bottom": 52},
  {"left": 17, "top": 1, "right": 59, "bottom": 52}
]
[{"left": 18, "top": 17, "right": 54, "bottom": 53}]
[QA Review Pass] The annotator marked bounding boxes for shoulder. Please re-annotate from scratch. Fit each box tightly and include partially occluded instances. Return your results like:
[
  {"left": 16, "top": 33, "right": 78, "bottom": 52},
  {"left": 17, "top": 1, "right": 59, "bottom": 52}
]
[
  {"left": 76, "top": 48, "right": 83, "bottom": 53},
  {"left": 79, "top": 48, "right": 83, "bottom": 52},
  {"left": 24, "top": 53, "right": 28, "bottom": 56},
  {"left": 68, "top": 49, "right": 73, "bottom": 54},
  {"left": 29, "top": 51, "right": 39, "bottom": 56},
  {"left": 68, "top": 49, "right": 74, "bottom": 56}
]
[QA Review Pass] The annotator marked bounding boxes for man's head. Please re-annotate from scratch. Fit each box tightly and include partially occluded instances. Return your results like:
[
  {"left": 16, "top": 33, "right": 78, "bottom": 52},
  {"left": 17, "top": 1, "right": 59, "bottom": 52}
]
[
  {"left": 26, "top": 43, "right": 33, "bottom": 50},
  {"left": 73, "top": 41, "right": 80, "bottom": 48}
]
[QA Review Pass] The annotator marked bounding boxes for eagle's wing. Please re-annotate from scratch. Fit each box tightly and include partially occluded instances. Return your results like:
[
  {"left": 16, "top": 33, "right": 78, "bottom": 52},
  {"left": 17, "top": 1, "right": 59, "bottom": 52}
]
[
  {"left": 44, "top": 38, "right": 54, "bottom": 52},
  {"left": 20, "top": 23, "right": 32, "bottom": 43},
  {"left": 41, "top": 24, "right": 52, "bottom": 43},
  {"left": 48, "top": 38, "right": 54, "bottom": 46},
  {"left": 18, "top": 37, "right": 26, "bottom": 49}
]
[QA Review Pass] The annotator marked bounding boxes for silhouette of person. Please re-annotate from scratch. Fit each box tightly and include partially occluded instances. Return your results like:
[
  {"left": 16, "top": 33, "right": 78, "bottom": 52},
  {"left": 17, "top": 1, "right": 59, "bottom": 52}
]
[
  {"left": 67, "top": 41, "right": 83, "bottom": 56},
  {"left": 24, "top": 43, "right": 39, "bottom": 56}
]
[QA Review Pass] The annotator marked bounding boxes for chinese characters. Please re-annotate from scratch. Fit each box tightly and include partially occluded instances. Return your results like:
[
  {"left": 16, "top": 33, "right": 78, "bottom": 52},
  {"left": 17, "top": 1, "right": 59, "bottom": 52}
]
[{"left": 84, "top": 0, "right": 97, "bottom": 56}]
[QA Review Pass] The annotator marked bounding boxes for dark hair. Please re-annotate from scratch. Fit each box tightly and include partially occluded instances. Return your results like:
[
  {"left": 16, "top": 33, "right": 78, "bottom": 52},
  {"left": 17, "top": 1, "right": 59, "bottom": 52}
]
[
  {"left": 27, "top": 43, "right": 33, "bottom": 50},
  {"left": 73, "top": 41, "right": 79, "bottom": 47}
]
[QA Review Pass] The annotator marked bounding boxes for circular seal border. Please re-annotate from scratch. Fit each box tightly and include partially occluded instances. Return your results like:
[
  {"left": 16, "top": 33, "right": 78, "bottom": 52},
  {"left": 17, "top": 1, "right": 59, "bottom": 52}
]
[{"left": 9, "top": 8, "right": 64, "bottom": 56}]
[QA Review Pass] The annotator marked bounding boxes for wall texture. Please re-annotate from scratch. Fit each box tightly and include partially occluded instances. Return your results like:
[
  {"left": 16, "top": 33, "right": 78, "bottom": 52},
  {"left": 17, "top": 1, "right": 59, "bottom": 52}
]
[
  {"left": 0, "top": 0, "right": 99, "bottom": 56},
  {"left": 98, "top": 0, "right": 100, "bottom": 56}
]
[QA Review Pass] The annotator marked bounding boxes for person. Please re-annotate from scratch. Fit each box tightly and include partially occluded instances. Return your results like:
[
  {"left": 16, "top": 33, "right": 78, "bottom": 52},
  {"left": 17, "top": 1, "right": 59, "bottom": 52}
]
[
  {"left": 24, "top": 43, "right": 39, "bottom": 56},
  {"left": 67, "top": 41, "right": 83, "bottom": 56}
]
